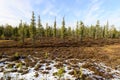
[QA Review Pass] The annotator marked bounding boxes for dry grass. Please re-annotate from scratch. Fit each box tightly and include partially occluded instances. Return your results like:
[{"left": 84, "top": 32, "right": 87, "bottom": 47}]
[
  {"left": 0, "top": 39, "right": 120, "bottom": 69},
  {"left": 103, "top": 44, "right": 120, "bottom": 53}
]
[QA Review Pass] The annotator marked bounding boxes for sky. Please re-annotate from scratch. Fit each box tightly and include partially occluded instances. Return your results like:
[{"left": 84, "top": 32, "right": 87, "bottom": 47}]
[{"left": 0, "top": 0, "right": 120, "bottom": 29}]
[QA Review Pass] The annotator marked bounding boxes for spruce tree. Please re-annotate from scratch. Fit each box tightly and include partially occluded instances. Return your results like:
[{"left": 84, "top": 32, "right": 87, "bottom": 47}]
[
  {"left": 68, "top": 27, "right": 72, "bottom": 38},
  {"left": 24, "top": 23, "right": 30, "bottom": 38},
  {"left": 38, "top": 15, "right": 43, "bottom": 38},
  {"left": 45, "top": 23, "right": 49, "bottom": 37},
  {"left": 61, "top": 17, "right": 65, "bottom": 39},
  {"left": 30, "top": 11, "right": 36, "bottom": 47},
  {"left": 4, "top": 24, "right": 13, "bottom": 40},
  {"left": 79, "top": 21, "right": 84, "bottom": 42},
  {"left": 76, "top": 21, "right": 79, "bottom": 40},
  {"left": 95, "top": 20, "right": 100, "bottom": 39},
  {"left": 53, "top": 17, "right": 57, "bottom": 38},
  {"left": 13, "top": 27, "right": 19, "bottom": 37},
  {"left": 18, "top": 20, "right": 25, "bottom": 45},
  {"left": 0, "top": 26, "right": 4, "bottom": 38},
  {"left": 105, "top": 21, "right": 109, "bottom": 39}
]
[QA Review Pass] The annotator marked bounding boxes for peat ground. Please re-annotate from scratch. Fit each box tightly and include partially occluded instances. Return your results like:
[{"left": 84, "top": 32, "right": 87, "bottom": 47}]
[
  {"left": 0, "top": 38, "right": 120, "bottom": 79},
  {"left": 0, "top": 38, "right": 120, "bottom": 67}
]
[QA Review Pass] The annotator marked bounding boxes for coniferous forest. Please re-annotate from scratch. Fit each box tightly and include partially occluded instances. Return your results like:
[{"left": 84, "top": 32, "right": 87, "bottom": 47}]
[
  {"left": 0, "top": 11, "right": 120, "bottom": 80},
  {"left": 0, "top": 11, "right": 120, "bottom": 43}
]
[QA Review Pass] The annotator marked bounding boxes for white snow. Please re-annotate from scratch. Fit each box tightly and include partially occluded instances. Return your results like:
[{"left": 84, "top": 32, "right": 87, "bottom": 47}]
[{"left": 0, "top": 58, "right": 120, "bottom": 80}]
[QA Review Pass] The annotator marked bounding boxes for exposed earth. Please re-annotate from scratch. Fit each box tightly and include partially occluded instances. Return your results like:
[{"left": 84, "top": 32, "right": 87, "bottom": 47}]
[{"left": 0, "top": 38, "right": 120, "bottom": 80}]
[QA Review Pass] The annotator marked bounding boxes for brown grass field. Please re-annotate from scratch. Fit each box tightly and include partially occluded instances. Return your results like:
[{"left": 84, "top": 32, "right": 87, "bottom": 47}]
[
  {"left": 0, "top": 38, "right": 120, "bottom": 68},
  {"left": 0, "top": 38, "right": 120, "bottom": 79}
]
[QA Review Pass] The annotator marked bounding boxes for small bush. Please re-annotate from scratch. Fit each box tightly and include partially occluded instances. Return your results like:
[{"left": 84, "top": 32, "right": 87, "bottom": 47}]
[
  {"left": 16, "top": 62, "right": 22, "bottom": 69},
  {"left": 34, "top": 72, "right": 39, "bottom": 77},
  {"left": 74, "top": 67, "right": 83, "bottom": 80},
  {"left": 45, "top": 52, "right": 48, "bottom": 59},
  {"left": 10, "top": 52, "right": 20, "bottom": 61},
  {"left": 56, "top": 67, "right": 65, "bottom": 80}
]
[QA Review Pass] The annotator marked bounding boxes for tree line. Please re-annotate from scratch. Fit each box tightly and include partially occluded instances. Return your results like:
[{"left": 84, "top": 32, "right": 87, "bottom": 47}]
[{"left": 0, "top": 11, "right": 120, "bottom": 44}]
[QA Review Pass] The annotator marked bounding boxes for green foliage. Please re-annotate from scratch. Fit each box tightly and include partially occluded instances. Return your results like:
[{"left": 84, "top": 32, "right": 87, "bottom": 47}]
[
  {"left": 18, "top": 20, "right": 25, "bottom": 44},
  {"left": 13, "top": 27, "right": 19, "bottom": 37},
  {"left": 79, "top": 21, "right": 84, "bottom": 42},
  {"left": 14, "top": 52, "right": 19, "bottom": 58},
  {"left": 74, "top": 67, "right": 83, "bottom": 79},
  {"left": 17, "top": 63, "right": 22, "bottom": 69},
  {"left": 24, "top": 23, "right": 30, "bottom": 38},
  {"left": 37, "top": 15, "right": 44, "bottom": 38},
  {"left": 45, "top": 52, "right": 48, "bottom": 59},
  {"left": 45, "top": 23, "right": 49, "bottom": 37},
  {"left": 30, "top": 11, "right": 36, "bottom": 46},
  {"left": 76, "top": 21, "right": 79, "bottom": 38},
  {"left": 56, "top": 67, "right": 65, "bottom": 80},
  {"left": 34, "top": 72, "right": 39, "bottom": 77},
  {"left": 7, "top": 64, "right": 13, "bottom": 69},
  {"left": 0, "top": 26, "right": 4, "bottom": 37},
  {"left": 61, "top": 17, "right": 66, "bottom": 39},
  {"left": 1, "top": 34, "right": 5, "bottom": 40},
  {"left": 74, "top": 69, "right": 77, "bottom": 77},
  {"left": 4, "top": 24, "right": 13, "bottom": 39},
  {"left": 0, "top": 11, "right": 120, "bottom": 41},
  {"left": 79, "top": 67, "right": 83, "bottom": 78},
  {"left": 13, "top": 52, "right": 20, "bottom": 60},
  {"left": 53, "top": 17, "right": 57, "bottom": 37},
  {"left": 95, "top": 20, "right": 100, "bottom": 39},
  {"left": 104, "top": 21, "right": 109, "bottom": 38},
  {"left": 67, "top": 27, "right": 72, "bottom": 37}
]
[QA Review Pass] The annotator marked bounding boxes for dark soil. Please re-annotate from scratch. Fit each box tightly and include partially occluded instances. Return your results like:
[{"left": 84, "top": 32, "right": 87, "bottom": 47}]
[{"left": 0, "top": 38, "right": 120, "bottom": 68}]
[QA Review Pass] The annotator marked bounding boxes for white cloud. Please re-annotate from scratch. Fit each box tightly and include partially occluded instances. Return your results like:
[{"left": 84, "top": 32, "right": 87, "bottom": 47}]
[
  {"left": 100, "top": 10, "right": 120, "bottom": 28},
  {"left": 82, "top": 0, "right": 120, "bottom": 29},
  {"left": 0, "top": 0, "right": 120, "bottom": 29},
  {"left": 34, "top": 0, "right": 43, "bottom": 5},
  {"left": 0, "top": 0, "right": 33, "bottom": 26},
  {"left": 42, "top": 1, "right": 54, "bottom": 15},
  {"left": 83, "top": 0, "right": 104, "bottom": 25}
]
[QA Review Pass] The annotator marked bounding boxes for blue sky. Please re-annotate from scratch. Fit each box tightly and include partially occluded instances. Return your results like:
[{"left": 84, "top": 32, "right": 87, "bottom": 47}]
[{"left": 0, "top": 0, "right": 120, "bottom": 29}]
